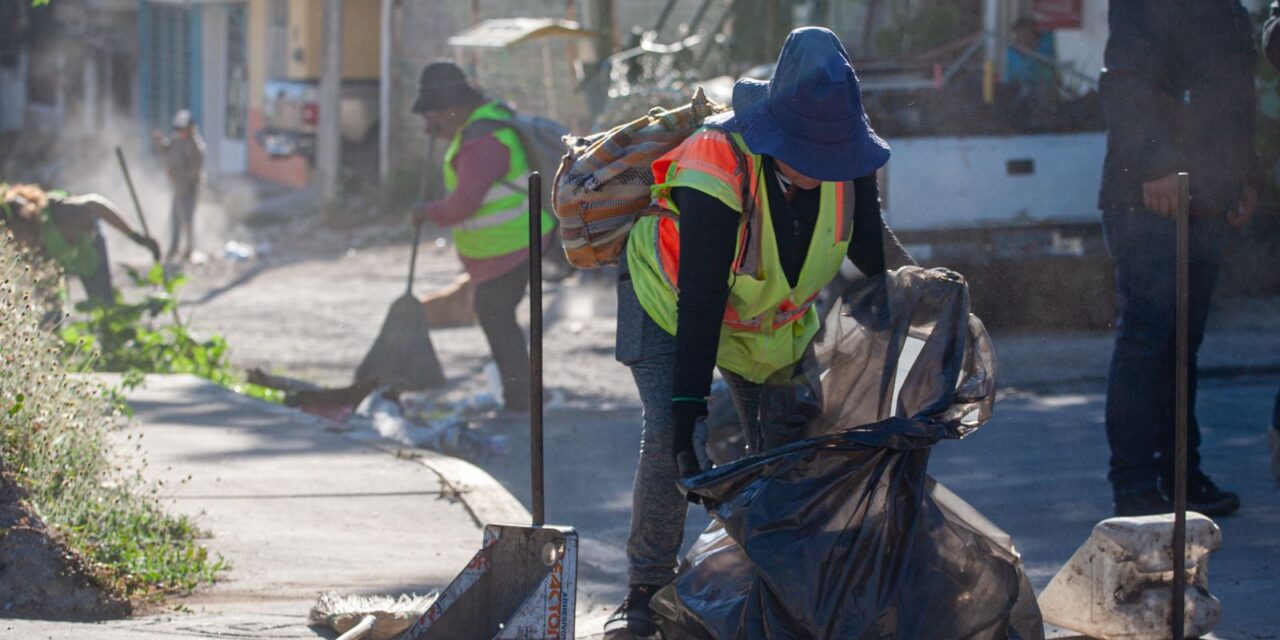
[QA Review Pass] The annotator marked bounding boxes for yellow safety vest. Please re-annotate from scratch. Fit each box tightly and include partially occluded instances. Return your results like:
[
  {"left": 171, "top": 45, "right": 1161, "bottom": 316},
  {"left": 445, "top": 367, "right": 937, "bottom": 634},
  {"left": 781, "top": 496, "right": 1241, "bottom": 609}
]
[
  {"left": 443, "top": 102, "right": 555, "bottom": 259},
  {"left": 627, "top": 127, "right": 856, "bottom": 383}
]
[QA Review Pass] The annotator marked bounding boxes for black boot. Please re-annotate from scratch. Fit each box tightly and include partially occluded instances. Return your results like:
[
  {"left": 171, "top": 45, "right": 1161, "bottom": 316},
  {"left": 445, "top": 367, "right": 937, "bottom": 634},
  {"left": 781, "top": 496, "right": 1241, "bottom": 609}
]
[
  {"left": 1185, "top": 474, "right": 1240, "bottom": 517},
  {"left": 1114, "top": 488, "right": 1172, "bottom": 517},
  {"left": 603, "top": 583, "right": 662, "bottom": 639}
]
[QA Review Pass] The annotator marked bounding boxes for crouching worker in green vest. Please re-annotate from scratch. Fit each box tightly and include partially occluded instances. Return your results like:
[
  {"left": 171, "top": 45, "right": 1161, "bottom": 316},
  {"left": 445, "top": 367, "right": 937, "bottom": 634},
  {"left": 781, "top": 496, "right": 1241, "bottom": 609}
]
[
  {"left": 1, "top": 183, "right": 161, "bottom": 307},
  {"left": 605, "top": 28, "right": 915, "bottom": 638},
  {"left": 408, "top": 61, "right": 556, "bottom": 414}
]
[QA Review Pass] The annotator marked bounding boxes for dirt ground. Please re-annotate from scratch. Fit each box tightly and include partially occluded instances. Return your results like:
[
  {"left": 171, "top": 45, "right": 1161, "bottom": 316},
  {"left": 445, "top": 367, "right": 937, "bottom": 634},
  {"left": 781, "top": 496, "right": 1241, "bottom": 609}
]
[
  {"left": 103, "top": 214, "right": 633, "bottom": 411},
  {"left": 91, "top": 203, "right": 1280, "bottom": 413}
]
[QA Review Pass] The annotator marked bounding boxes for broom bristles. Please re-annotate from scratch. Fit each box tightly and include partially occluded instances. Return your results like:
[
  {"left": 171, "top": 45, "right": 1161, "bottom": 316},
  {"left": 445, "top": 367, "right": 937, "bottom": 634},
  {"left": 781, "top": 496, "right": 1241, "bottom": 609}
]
[{"left": 309, "top": 591, "right": 438, "bottom": 640}]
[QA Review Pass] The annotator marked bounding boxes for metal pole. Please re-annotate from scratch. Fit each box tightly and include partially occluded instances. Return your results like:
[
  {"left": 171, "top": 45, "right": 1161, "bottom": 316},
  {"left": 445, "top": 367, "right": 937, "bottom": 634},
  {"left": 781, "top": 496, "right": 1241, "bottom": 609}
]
[
  {"left": 114, "top": 147, "right": 155, "bottom": 244},
  {"left": 652, "top": 0, "right": 680, "bottom": 36},
  {"left": 1173, "top": 171, "right": 1190, "bottom": 640},
  {"left": 317, "top": 0, "right": 343, "bottom": 203},
  {"left": 528, "top": 172, "right": 545, "bottom": 527},
  {"left": 687, "top": 0, "right": 714, "bottom": 34},
  {"left": 694, "top": 0, "right": 736, "bottom": 68},
  {"left": 378, "top": 0, "right": 393, "bottom": 186}
]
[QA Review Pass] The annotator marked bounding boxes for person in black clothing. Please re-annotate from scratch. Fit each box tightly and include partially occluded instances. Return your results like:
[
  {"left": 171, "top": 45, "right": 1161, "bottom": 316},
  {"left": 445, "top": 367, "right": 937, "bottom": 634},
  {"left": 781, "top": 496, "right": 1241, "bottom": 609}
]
[{"left": 1098, "top": 0, "right": 1259, "bottom": 517}]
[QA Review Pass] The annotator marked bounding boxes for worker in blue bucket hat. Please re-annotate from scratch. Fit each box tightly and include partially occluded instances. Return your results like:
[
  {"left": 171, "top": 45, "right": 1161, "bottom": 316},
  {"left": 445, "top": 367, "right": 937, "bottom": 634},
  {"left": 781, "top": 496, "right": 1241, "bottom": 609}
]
[{"left": 606, "top": 26, "right": 914, "bottom": 638}]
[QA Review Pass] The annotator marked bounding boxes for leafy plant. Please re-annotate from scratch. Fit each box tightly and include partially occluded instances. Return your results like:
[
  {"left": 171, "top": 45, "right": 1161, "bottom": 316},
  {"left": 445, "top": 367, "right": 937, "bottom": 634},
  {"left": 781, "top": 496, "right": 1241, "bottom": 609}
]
[
  {"left": 1, "top": 228, "right": 225, "bottom": 599},
  {"left": 60, "top": 263, "right": 284, "bottom": 404}
]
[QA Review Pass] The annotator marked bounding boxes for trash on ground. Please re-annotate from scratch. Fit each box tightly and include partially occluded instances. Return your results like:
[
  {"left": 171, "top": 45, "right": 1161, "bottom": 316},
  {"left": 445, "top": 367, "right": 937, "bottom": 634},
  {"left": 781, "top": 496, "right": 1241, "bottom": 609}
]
[
  {"left": 221, "top": 240, "right": 256, "bottom": 261},
  {"left": 248, "top": 369, "right": 509, "bottom": 462},
  {"left": 651, "top": 267, "right": 1044, "bottom": 640},
  {"left": 354, "top": 389, "right": 508, "bottom": 462},
  {"left": 1038, "top": 513, "right": 1222, "bottom": 640}
]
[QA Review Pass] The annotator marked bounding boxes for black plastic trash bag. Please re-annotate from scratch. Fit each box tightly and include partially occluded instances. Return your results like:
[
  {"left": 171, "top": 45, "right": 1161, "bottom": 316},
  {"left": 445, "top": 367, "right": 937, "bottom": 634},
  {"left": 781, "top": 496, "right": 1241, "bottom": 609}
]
[{"left": 650, "top": 267, "right": 1044, "bottom": 640}]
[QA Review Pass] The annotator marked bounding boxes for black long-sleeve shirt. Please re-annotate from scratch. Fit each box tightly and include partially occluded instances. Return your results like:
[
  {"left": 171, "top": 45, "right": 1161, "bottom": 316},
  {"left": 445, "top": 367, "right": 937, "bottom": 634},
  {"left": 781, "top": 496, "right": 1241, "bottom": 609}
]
[
  {"left": 1097, "top": 0, "right": 1259, "bottom": 213},
  {"left": 670, "top": 157, "right": 907, "bottom": 422}
]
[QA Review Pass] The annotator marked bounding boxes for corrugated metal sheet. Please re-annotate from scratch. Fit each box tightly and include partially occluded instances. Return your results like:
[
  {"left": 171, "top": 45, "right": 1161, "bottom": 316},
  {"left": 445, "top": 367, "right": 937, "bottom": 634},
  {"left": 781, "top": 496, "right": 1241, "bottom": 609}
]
[{"left": 447, "top": 18, "right": 591, "bottom": 50}]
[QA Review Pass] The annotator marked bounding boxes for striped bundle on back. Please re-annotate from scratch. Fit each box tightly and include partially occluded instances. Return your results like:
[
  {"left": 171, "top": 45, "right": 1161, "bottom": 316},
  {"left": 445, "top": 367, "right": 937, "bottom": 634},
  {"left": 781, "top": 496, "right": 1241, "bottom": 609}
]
[{"left": 552, "top": 87, "right": 726, "bottom": 269}]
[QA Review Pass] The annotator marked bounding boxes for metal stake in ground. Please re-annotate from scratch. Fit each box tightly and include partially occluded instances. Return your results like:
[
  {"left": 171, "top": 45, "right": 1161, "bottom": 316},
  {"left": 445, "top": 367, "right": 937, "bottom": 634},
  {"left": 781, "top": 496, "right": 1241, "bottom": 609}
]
[
  {"left": 1173, "top": 171, "right": 1190, "bottom": 640},
  {"left": 528, "top": 171, "right": 545, "bottom": 527},
  {"left": 114, "top": 146, "right": 157, "bottom": 262},
  {"left": 397, "top": 170, "right": 578, "bottom": 640}
]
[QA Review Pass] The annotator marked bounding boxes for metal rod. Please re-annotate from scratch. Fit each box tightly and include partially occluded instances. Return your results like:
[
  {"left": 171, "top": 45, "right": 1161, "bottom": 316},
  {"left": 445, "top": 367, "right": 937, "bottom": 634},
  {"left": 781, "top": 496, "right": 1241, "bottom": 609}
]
[
  {"left": 1173, "top": 171, "right": 1190, "bottom": 640},
  {"left": 688, "top": 0, "right": 714, "bottom": 34},
  {"left": 528, "top": 172, "right": 545, "bottom": 527},
  {"left": 651, "top": 0, "right": 679, "bottom": 36},
  {"left": 695, "top": 0, "right": 736, "bottom": 68},
  {"left": 114, "top": 146, "right": 155, "bottom": 243}
]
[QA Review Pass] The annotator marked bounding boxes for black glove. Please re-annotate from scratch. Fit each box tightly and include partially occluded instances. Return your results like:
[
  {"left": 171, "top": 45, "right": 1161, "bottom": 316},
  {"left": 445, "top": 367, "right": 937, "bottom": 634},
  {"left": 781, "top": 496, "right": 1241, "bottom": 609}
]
[{"left": 672, "top": 402, "right": 707, "bottom": 504}]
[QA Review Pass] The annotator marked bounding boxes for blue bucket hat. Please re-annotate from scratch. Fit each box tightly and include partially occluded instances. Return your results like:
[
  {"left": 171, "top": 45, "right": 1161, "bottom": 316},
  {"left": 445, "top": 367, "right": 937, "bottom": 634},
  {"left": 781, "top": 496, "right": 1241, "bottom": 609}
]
[{"left": 709, "top": 27, "right": 889, "bottom": 182}]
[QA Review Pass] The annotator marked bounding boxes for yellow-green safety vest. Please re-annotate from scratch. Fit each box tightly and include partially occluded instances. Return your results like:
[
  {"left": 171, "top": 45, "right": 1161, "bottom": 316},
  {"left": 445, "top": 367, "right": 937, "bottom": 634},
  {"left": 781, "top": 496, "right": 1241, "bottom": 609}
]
[
  {"left": 626, "top": 127, "right": 857, "bottom": 383},
  {"left": 443, "top": 102, "right": 555, "bottom": 259}
]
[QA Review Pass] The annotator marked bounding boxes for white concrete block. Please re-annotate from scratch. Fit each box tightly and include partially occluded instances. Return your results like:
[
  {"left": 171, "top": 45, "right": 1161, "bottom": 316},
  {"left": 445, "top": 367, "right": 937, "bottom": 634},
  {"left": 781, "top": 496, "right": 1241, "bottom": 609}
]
[{"left": 1039, "top": 513, "right": 1222, "bottom": 639}]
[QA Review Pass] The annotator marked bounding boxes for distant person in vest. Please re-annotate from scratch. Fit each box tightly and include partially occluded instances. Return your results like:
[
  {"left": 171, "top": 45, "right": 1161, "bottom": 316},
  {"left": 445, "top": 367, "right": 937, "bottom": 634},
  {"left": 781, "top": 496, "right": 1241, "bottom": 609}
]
[
  {"left": 1, "top": 183, "right": 161, "bottom": 305},
  {"left": 409, "top": 61, "right": 556, "bottom": 414},
  {"left": 605, "top": 27, "right": 913, "bottom": 638},
  {"left": 150, "top": 109, "right": 205, "bottom": 263}
]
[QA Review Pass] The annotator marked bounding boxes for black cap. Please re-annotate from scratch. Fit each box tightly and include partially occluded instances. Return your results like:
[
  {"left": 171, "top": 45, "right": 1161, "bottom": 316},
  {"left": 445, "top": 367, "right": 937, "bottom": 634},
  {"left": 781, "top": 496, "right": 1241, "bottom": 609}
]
[{"left": 412, "top": 61, "right": 483, "bottom": 114}]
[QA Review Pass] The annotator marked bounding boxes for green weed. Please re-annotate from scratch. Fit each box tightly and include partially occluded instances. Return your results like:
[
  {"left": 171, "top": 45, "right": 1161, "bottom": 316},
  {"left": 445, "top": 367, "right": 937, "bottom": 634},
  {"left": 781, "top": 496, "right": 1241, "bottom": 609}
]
[
  {"left": 1, "top": 228, "right": 226, "bottom": 600},
  {"left": 60, "top": 263, "right": 284, "bottom": 405}
]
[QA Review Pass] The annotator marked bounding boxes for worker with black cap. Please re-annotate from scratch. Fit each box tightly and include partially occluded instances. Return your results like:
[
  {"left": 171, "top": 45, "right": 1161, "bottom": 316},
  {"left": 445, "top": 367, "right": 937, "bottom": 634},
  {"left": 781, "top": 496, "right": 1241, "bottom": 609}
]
[{"left": 409, "top": 61, "right": 556, "bottom": 414}]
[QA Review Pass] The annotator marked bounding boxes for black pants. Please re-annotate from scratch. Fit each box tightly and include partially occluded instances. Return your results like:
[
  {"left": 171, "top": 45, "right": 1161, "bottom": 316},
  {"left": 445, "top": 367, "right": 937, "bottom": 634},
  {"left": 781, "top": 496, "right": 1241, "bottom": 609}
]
[
  {"left": 473, "top": 266, "right": 531, "bottom": 411},
  {"left": 1273, "top": 387, "right": 1279, "bottom": 432}
]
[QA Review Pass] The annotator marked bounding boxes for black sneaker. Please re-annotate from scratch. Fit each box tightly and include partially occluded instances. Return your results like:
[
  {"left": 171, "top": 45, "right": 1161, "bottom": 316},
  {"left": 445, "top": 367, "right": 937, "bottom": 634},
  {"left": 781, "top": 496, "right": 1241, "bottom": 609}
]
[
  {"left": 603, "top": 584, "right": 662, "bottom": 639},
  {"left": 1114, "top": 488, "right": 1172, "bottom": 517},
  {"left": 1186, "top": 475, "right": 1240, "bottom": 517}
]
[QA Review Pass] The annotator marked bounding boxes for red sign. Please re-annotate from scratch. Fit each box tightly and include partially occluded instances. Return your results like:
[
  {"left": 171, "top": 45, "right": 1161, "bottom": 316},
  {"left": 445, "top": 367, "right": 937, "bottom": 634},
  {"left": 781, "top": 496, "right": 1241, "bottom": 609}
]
[{"left": 1033, "top": 0, "right": 1084, "bottom": 30}]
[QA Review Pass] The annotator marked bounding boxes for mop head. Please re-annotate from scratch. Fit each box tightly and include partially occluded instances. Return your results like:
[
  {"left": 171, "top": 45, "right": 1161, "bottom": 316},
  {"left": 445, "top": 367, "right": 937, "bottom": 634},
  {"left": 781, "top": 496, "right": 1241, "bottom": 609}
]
[{"left": 308, "top": 591, "right": 438, "bottom": 640}]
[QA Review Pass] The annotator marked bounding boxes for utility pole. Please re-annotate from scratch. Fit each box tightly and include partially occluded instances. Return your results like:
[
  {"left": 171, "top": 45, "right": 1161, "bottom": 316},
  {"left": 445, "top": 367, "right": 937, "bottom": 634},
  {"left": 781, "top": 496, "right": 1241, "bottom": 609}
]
[
  {"left": 379, "top": 0, "right": 393, "bottom": 186},
  {"left": 982, "top": 0, "right": 999, "bottom": 104},
  {"left": 317, "top": 0, "right": 343, "bottom": 203}
]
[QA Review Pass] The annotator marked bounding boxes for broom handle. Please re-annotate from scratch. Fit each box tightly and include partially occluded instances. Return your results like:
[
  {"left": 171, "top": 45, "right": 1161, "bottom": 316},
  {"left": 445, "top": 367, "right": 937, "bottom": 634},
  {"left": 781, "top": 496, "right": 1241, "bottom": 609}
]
[
  {"left": 407, "top": 133, "right": 437, "bottom": 295},
  {"left": 407, "top": 222, "right": 422, "bottom": 295},
  {"left": 114, "top": 147, "right": 157, "bottom": 254},
  {"left": 335, "top": 614, "right": 376, "bottom": 640},
  {"left": 529, "top": 172, "right": 545, "bottom": 527}
]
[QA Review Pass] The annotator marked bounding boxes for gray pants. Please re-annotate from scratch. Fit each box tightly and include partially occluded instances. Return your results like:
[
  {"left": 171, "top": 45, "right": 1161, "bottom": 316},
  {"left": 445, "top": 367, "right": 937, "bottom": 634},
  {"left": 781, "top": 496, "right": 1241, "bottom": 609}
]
[
  {"left": 168, "top": 187, "right": 197, "bottom": 258},
  {"left": 617, "top": 254, "right": 798, "bottom": 587}
]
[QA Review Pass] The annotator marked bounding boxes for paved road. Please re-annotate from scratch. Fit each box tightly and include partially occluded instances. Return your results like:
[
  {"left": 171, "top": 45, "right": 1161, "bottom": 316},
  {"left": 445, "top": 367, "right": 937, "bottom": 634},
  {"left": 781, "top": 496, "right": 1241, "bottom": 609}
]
[{"left": 485, "top": 376, "right": 1279, "bottom": 639}]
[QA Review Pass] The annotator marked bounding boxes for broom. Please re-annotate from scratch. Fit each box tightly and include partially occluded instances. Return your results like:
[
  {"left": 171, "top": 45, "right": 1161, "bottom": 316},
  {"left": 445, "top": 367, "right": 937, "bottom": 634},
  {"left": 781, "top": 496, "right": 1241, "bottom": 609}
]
[
  {"left": 307, "top": 591, "right": 438, "bottom": 640},
  {"left": 354, "top": 133, "right": 447, "bottom": 391}
]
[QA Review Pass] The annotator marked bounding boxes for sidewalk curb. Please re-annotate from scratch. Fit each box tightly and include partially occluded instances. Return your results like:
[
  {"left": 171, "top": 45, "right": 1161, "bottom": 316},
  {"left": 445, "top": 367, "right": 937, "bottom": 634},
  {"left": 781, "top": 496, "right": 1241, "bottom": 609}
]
[
  {"left": 1004, "top": 363, "right": 1280, "bottom": 394},
  {"left": 359, "top": 439, "right": 532, "bottom": 528}
]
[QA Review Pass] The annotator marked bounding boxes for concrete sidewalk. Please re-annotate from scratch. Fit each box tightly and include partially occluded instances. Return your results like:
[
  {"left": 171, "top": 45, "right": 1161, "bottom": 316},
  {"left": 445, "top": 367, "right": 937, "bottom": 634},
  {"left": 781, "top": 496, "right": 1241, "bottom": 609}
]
[{"left": 2, "top": 375, "right": 521, "bottom": 639}]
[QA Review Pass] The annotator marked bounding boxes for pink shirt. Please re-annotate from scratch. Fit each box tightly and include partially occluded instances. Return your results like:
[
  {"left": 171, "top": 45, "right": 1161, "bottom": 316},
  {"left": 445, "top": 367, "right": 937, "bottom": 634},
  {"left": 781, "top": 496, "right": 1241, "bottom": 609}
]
[{"left": 422, "top": 134, "right": 547, "bottom": 284}]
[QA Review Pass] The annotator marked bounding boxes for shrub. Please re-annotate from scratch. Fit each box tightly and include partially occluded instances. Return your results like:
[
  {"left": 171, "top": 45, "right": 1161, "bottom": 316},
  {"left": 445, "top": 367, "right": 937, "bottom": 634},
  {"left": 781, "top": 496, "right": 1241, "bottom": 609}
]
[
  {"left": 0, "top": 228, "right": 225, "bottom": 599},
  {"left": 59, "top": 263, "right": 284, "bottom": 405}
]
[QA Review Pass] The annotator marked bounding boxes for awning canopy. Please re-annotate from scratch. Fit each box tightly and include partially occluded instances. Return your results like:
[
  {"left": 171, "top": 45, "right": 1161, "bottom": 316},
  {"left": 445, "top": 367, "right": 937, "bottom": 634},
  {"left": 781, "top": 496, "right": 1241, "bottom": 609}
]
[{"left": 447, "top": 18, "right": 593, "bottom": 50}]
